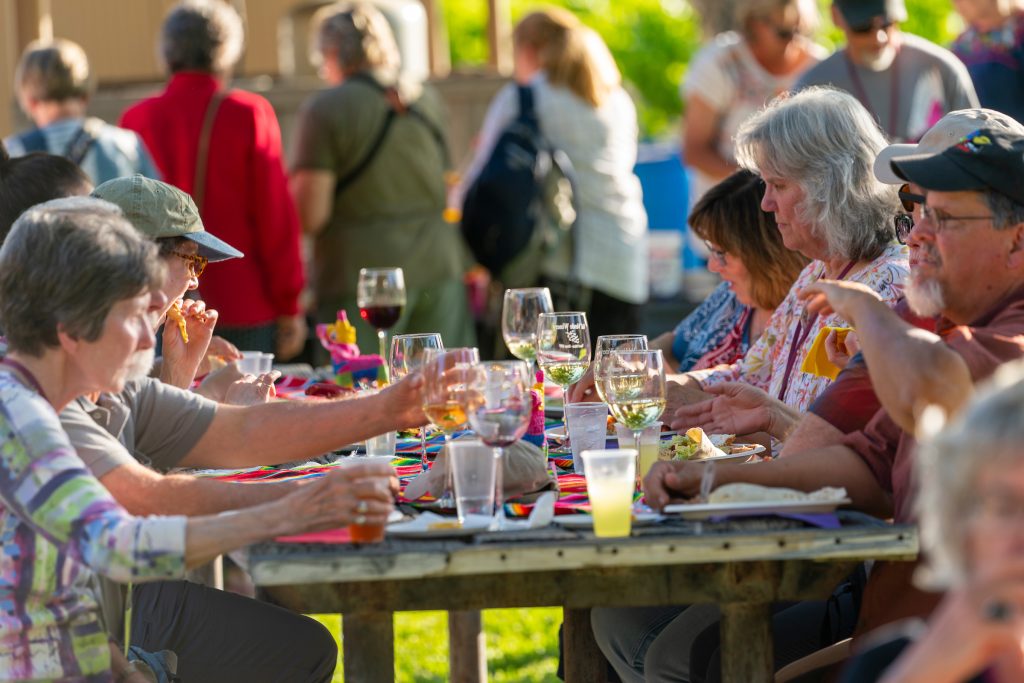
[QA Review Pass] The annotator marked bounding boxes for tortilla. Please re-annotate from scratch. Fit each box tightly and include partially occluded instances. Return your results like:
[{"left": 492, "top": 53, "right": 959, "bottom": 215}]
[
  {"left": 708, "top": 483, "right": 848, "bottom": 504},
  {"left": 167, "top": 300, "right": 188, "bottom": 343}
]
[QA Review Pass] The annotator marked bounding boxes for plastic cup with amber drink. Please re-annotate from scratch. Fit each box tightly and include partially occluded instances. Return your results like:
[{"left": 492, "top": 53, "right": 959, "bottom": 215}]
[{"left": 346, "top": 458, "right": 395, "bottom": 543}]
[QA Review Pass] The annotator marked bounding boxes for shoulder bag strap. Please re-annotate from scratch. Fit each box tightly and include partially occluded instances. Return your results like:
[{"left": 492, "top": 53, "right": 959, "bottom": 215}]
[
  {"left": 17, "top": 127, "right": 48, "bottom": 154},
  {"left": 193, "top": 90, "right": 227, "bottom": 213},
  {"left": 63, "top": 118, "right": 104, "bottom": 166}
]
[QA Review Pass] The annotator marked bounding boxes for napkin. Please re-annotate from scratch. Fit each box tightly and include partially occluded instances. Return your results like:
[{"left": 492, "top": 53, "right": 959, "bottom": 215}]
[
  {"left": 800, "top": 326, "right": 854, "bottom": 380},
  {"left": 498, "top": 491, "right": 556, "bottom": 530}
]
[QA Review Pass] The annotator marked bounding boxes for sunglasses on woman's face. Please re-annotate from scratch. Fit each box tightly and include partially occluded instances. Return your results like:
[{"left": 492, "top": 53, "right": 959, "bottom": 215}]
[{"left": 898, "top": 184, "right": 925, "bottom": 213}]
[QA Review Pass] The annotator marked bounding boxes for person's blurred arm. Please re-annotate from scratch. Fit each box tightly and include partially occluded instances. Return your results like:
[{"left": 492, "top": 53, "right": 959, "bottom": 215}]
[
  {"left": 681, "top": 94, "right": 738, "bottom": 182},
  {"left": 291, "top": 170, "right": 334, "bottom": 236}
]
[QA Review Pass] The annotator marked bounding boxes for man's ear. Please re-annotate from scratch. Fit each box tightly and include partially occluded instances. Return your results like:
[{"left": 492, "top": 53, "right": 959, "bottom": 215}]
[{"left": 1006, "top": 223, "right": 1024, "bottom": 269}]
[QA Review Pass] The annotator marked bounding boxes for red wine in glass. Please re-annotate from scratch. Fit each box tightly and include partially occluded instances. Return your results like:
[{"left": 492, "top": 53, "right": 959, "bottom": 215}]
[{"left": 360, "top": 305, "right": 403, "bottom": 330}]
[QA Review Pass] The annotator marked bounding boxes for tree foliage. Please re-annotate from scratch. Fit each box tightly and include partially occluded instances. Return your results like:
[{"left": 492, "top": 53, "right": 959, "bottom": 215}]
[{"left": 443, "top": 0, "right": 962, "bottom": 138}]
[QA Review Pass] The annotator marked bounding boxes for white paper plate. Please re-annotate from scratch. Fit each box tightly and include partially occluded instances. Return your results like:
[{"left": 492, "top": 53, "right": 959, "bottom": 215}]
[
  {"left": 386, "top": 513, "right": 492, "bottom": 538},
  {"left": 545, "top": 426, "right": 678, "bottom": 441},
  {"left": 552, "top": 512, "right": 665, "bottom": 529},
  {"left": 662, "top": 498, "right": 851, "bottom": 520}
]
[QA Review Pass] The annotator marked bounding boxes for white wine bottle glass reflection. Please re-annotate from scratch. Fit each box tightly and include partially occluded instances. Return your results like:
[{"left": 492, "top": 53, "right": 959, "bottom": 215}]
[
  {"left": 357, "top": 267, "right": 407, "bottom": 361},
  {"left": 421, "top": 347, "right": 480, "bottom": 508},
  {"left": 592, "top": 335, "right": 648, "bottom": 403},
  {"left": 502, "top": 288, "right": 553, "bottom": 371},
  {"left": 602, "top": 349, "right": 666, "bottom": 480},
  {"left": 467, "top": 361, "right": 532, "bottom": 529},
  {"left": 389, "top": 333, "right": 444, "bottom": 471},
  {"left": 536, "top": 312, "right": 591, "bottom": 443}
]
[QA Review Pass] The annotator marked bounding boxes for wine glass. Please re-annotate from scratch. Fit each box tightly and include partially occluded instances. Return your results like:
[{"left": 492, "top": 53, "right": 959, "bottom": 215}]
[
  {"left": 467, "top": 361, "right": 532, "bottom": 529},
  {"left": 502, "top": 288, "right": 553, "bottom": 372},
  {"left": 592, "top": 335, "right": 648, "bottom": 403},
  {"left": 357, "top": 267, "right": 407, "bottom": 361},
  {"left": 390, "top": 333, "right": 444, "bottom": 471},
  {"left": 601, "top": 349, "right": 667, "bottom": 467},
  {"left": 421, "top": 347, "right": 480, "bottom": 507},
  {"left": 536, "top": 312, "right": 591, "bottom": 445}
]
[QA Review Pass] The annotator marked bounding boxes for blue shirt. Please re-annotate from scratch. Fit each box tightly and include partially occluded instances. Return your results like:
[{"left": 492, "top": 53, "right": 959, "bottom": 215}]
[{"left": 671, "top": 282, "right": 748, "bottom": 371}]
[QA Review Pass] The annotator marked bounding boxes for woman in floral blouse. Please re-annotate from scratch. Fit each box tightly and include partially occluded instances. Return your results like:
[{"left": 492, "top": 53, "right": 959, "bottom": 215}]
[{"left": 667, "top": 87, "right": 909, "bottom": 427}]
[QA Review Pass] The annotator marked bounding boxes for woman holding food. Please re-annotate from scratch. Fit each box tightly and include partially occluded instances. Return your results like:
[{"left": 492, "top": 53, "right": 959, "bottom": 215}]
[{"left": 569, "top": 168, "right": 809, "bottom": 402}]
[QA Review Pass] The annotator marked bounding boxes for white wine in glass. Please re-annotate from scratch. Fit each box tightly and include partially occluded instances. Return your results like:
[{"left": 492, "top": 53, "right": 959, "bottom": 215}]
[
  {"left": 390, "top": 333, "right": 444, "bottom": 471},
  {"left": 592, "top": 335, "right": 648, "bottom": 403},
  {"left": 502, "top": 288, "right": 553, "bottom": 368},
  {"left": 536, "top": 312, "right": 591, "bottom": 441},
  {"left": 602, "top": 350, "right": 667, "bottom": 482},
  {"left": 357, "top": 267, "right": 407, "bottom": 361}
]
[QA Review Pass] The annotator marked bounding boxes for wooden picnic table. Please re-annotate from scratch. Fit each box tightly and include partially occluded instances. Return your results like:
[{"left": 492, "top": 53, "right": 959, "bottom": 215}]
[{"left": 246, "top": 512, "right": 917, "bottom": 683}]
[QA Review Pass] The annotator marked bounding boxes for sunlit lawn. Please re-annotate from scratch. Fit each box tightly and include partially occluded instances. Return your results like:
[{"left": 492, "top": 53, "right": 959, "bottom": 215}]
[{"left": 311, "top": 608, "right": 563, "bottom": 682}]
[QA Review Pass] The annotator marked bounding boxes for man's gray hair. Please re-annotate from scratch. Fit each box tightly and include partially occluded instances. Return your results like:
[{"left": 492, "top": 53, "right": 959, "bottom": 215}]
[
  {"left": 735, "top": 87, "right": 900, "bottom": 261},
  {"left": 160, "top": 0, "right": 244, "bottom": 75},
  {"left": 0, "top": 198, "right": 163, "bottom": 357},
  {"left": 916, "top": 359, "right": 1024, "bottom": 588},
  {"left": 985, "top": 190, "right": 1024, "bottom": 231},
  {"left": 311, "top": 2, "right": 401, "bottom": 75}
]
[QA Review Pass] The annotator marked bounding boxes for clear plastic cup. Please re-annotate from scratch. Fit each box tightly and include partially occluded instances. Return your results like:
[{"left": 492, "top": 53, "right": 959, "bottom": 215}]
[
  {"left": 236, "top": 351, "right": 263, "bottom": 375},
  {"left": 615, "top": 421, "right": 663, "bottom": 480},
  {"left": 364, "top": 431, "right": 396, "bottom": 457},
  {"left": 448, "top": 439, "right": 497, "bottom": 525},
  {"left": 565, "top": 402, "right": 609, "bottom": 475},
  {"left": 259, "top": 352, "right": 275, "bottom": 373},
  {"left": 581, "top": 449, "right": 636, "bottom": 538}
]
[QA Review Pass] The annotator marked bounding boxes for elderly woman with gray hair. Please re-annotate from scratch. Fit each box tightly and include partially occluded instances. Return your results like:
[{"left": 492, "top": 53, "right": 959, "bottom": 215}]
[
  {"left": 289, "top": 1, "right": 476, "bottom": 349},
  {"left": 0, "top": 199, "right": 393, "bottom": 681},
  {"left": 839, "top": 361, "right": 1024, "bottom": 683},
  {"left": 667, "top": 86, "right": 910, "bottom": 437},
  {"left": 596, "top": 87, "right": 909, "bottom": 683}
]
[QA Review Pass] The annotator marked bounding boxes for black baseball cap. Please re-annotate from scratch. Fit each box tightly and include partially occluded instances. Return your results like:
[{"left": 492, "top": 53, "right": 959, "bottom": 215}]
[
  {"left": 890, "top": 128, "right": 1024, "bottom": 206},
  {"left": 835, "top": 0, "right": 907, "bottom": 29}
]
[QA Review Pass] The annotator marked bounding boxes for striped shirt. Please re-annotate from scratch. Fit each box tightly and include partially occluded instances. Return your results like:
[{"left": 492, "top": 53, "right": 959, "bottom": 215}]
[{"left": 0, "top": 370, "right": 186, "bottom": 681}]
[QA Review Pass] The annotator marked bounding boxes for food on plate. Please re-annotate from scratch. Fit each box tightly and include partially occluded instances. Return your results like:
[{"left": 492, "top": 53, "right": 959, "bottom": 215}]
[
  {"left": 663, "top": 428, "right": 732, "bottom": 461},
  {"left": 304, "top": 382, "right": 355, "bottom": 399},
  {"left": 427, "top": 520, "right": 463, "bottom": 530},
  {"left": 707, "top": 483, "right": 848, "bottom": 504},
  {"left": 166, "top": 300, "right": 188, "bottom": 343}
]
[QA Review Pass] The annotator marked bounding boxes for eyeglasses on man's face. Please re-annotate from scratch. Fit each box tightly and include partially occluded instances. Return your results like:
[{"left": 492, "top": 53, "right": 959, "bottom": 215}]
[
  {"left": 170, "top": 251, "right": 208, "bottom": 278},
  {"left": 849, "top": 18, "right": 894, "bottom": 35}
]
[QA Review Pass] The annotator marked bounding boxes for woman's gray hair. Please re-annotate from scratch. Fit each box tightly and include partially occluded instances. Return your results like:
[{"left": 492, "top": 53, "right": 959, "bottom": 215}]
[
  {"left": 735, "top": 87, "right": 900, "bottom": 261},
  {"left": 0, "top": 198, "right": 163, "bottom": 357},
  {"left": 161, "top": 0, "right": 245, "bottom": 75},
  {"left": 311, "top": 2, "right": 401, "bottom": 75},
  {"left": 916, "top": 359, "right": 1024, "bottom": 588}
]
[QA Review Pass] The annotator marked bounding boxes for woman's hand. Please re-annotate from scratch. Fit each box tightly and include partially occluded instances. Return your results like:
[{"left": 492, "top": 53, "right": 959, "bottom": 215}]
[
  {"left": 160, "top": 299, "right": 218, "bottom": 388},
  {"left": 798, "top": 280, "right": 882, "bottom": 321},
  {"left": 671, "top": 382, "right": 774, "bottom": 435},
  {"left": 276, "top": 314, "right": 308, "bottom": 361},
  {"left": 642, "top": 460, "right": 705, "bottom": 510},
  {"left": 879, "top": 563, "right": 1024, "bottom": 683},
  {"left": 281, "top": 461, "right": 397, "bottom": 533},
  {"left": 373, "top": 372, "right": 428, "bottom": 429},
  {"left": 825, "top": 330, "right": 860, "bottom": 370},
  {"left": 567, "top": 367, "right": 598, "bottom": 403}
]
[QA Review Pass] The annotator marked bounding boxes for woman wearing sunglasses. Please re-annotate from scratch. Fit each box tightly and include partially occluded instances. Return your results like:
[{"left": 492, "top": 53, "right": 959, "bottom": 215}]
[{"left": 682, "top": 0, "right": 825, "bottom": 201}]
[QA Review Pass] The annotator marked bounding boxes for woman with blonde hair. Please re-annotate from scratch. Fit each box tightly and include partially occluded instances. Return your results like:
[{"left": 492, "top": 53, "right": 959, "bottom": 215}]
[
  {"left": 457, "top": 7, "right": 649, "bottom": 340},
  {"left": 683, "top": 0, "right": 825, "bottom": 200}
]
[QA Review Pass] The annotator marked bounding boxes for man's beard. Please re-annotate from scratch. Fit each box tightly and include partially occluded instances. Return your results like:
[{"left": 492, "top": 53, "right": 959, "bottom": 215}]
[
  {"left": 860, "top": 44, "right": 897, "bottom": 72},
  {"left": 905, "top": 274, "right": 946, "bottom": 318},
  {"left": 125, "top": 348, "right": 156, "bottom": 381}
]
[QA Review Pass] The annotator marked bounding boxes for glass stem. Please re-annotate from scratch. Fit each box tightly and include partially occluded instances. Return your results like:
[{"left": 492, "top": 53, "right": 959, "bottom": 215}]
[
  {"left": 420, "top": 429, "right": 429, "bottom": 472},
  {"left": 563, "top": 381, "right": 572, "bottom": 450},
  {"left": 634, "top": 430, "right": 643, "bottom": 491},
  {"left": 494, "top": 446, "right": 506, "bottom": 529},
  {"left": 439, "top": 432, "right": 455, "bottom": 508},
  {"left": 377, "top": 329, "right": 387, "bottom": 371}
]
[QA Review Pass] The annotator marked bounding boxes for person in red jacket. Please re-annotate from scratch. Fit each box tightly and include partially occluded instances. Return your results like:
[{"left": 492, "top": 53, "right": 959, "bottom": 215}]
[{"left": 120, "top": 0, "right": 306, "bottom": 360}]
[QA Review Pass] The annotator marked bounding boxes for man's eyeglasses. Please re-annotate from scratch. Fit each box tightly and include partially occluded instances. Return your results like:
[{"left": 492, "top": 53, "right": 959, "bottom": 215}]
[
  {"left": 171, "top": 251, "right": 208, "bottom": 277},
  {"left": 849, "top": 19, "right": 894, "bottom": 35},
  {"left": 703, "top": 241, "right": 728, "bottom": 267}
]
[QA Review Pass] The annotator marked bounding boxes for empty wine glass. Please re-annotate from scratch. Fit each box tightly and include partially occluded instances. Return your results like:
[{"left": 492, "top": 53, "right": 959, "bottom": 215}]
[
  {"left": 467, "top": 361, "right": 532, "bottom": 529},
  {"left": 601, "top": 349, "right": 667, "bottom": 463},
  {"left": 592, "top": 335, "right": 648, "bottom": 403},
  {"left": 390, "top": 333, "right": 444, "bottom": 471},
  {"left": 357, "top": 267, "right": 407, "bottom": 361},
  {"left": 421, "top": 347, "right": 480, "bottom": 507},
  {"left": 502, "top": 288, "right": 553, "bottom": 371}
]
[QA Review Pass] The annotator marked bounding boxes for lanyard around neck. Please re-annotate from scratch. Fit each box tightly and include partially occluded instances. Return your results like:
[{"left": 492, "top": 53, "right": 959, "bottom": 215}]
[
  {"left": 0, "top": 357, "right": 49, "bottom": 403},
  {"left": 844, "top": 50, "right": 900, "bottom": 138}
]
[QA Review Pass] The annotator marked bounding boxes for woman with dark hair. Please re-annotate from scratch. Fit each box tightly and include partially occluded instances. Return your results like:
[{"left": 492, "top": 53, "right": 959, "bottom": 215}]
[
  {"left": 0, "top": 141, "right": 91, "bottom": 239},
  {"left": 570, "top": 168, "right": 808, "bottom": 401}
]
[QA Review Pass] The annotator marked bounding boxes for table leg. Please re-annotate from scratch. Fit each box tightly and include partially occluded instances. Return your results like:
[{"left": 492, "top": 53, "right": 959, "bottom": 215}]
[
  {"left": 719, "top": 602, "right": 772, "bottom": 683},
  {"left": 449, "top": 610, "right": 486, "bottom": 683},
  {"left": 563, "top": 607, "right": 607, "bottom": 683},
  {"left": 343, "top": 611, "right": 394, "bottom": 683}
]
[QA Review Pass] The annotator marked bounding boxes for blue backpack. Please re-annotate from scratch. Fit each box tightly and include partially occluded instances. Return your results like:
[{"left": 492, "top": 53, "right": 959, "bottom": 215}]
[{"left": 460, "top": 86, "right": 578, "bottom": 286}]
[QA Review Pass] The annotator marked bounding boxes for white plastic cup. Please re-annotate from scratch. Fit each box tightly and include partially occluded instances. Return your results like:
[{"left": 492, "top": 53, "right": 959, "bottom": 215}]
[
  {"left": 581, "top": 449, "right": 636, "bottom": 538},
  {"left": 565, "top": 402, "right": 609, "bottom": 475},
  {"left": 615, "top": 421, "right": 663, "bottom": 480},
  {"left": 260, "top": 352, "right": 275, "bottom": 373},
  {"left": 236, "top": 351, "right": 263, "bottom": 375},
  {"left": 448, "top": 439, "right": 497, "bottom": 525},
  {"left": 364, "top": 431, "right": 397, "bottom": 457}
]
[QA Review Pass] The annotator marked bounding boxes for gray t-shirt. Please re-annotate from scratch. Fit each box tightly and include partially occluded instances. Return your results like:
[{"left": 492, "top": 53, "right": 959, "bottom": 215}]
[
  {"left": 59, "top": 376, "right": 218, "bottom": 477},
  {"left": 795, "top": 33, "right": 979, "bottom": 142}
]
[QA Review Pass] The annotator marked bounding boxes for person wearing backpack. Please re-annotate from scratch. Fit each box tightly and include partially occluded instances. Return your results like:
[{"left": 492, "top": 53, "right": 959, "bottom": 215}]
[
  {"left": 290, "top": 2, "right": 476, "bottom": 349},
  {"left": 455, "top": 8, "right": 649, "bottom": 339},
  {"left": 4, "top": 39, "right": 160, "bottom": 186}
]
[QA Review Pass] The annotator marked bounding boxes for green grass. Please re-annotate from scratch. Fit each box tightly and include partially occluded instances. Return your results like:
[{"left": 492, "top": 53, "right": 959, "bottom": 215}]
[{"left": 311, "top": 608, "right": 563, "bottom": 682}]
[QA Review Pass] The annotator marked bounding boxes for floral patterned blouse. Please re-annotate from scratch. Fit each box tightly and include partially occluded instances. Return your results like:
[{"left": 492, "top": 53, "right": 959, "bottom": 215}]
[{"left": 690, "top": 243, "right": 909, "bottom": 411}]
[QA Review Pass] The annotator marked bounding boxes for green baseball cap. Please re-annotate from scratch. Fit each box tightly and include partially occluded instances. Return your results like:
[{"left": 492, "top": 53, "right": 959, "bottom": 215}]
[{"left": 91, "top": 174, "right": 243, "bottom": 262}]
